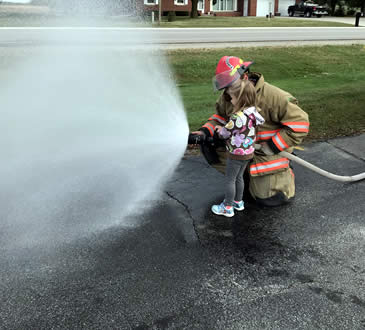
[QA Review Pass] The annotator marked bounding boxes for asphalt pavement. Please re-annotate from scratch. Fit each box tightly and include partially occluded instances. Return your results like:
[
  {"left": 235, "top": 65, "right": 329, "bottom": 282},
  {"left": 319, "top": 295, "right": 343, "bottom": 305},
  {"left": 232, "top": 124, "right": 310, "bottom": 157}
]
[
  {"left": 0, "top": 134, "right": 364, "bottom": 329},
  {"left": 1, "top": 27, "right": 364, "bottom": 49}
]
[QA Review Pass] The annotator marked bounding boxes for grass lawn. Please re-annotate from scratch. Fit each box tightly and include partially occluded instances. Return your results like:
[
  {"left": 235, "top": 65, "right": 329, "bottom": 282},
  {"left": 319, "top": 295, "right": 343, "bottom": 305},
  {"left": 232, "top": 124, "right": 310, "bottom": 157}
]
[
  {"left": 167, "top": 45, "right": 365, "bottom": 141},
  {"left": 159, "top": 16, "right": 351, "bottom": 28}
]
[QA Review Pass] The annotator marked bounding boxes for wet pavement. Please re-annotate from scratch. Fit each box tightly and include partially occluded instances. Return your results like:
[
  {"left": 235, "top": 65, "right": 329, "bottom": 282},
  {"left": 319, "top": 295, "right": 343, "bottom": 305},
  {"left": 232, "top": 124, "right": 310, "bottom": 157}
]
[{"left": 0, "top": 134, "right": 365, "bottom": 329}]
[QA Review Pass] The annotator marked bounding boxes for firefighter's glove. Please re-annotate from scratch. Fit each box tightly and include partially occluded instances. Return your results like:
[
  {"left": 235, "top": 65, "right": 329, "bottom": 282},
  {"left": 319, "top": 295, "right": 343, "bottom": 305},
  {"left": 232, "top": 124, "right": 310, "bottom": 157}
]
[
  {"left": 188, "top": 131, "right": 206, "bottom": 145},
  {"left": 260, "top": 142, "right": 275, "bottom": 156}
]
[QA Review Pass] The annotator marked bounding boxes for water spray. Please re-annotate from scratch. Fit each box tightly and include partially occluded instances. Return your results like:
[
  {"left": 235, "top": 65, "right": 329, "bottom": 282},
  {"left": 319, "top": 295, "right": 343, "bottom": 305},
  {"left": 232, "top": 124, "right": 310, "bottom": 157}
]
[{"left": 0, "top": 12, "right": 189, "bottom": 248}]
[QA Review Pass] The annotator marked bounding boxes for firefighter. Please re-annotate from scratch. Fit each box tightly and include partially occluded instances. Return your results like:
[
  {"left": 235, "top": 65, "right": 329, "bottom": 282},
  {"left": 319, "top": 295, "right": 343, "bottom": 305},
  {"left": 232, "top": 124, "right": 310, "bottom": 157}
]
[{"left": 191, "top": 56, "right": 310, "bottom": 207}]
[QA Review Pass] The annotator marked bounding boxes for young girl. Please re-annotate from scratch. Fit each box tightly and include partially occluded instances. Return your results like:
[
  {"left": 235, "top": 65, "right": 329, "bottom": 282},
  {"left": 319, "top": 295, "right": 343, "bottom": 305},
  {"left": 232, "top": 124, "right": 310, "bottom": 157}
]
[{"left": 212, "top": 79, "right": 264, "bottom": 217}]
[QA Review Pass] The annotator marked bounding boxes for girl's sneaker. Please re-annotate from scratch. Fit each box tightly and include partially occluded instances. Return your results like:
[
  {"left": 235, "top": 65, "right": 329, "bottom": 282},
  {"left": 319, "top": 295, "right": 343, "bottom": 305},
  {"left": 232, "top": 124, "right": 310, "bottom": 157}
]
[
  {"left": 233, "top": 200, "right": 245, "bottom": 211},
  {"left": 211, "top": 202, "right": 234, "bottom": 218}
]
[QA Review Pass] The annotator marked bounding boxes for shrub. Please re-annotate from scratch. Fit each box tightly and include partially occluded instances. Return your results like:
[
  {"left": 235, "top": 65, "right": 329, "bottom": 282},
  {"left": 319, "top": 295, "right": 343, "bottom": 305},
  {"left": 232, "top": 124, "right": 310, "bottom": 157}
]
[
  {"left": 167, "top": 11, "right": 176, "bottom": 22},
  {"left": 334, "top": 7, "right": 345, "bottom": 16},
  {"left": 176, "top": 11, "right": 190, "bottom": 16}
]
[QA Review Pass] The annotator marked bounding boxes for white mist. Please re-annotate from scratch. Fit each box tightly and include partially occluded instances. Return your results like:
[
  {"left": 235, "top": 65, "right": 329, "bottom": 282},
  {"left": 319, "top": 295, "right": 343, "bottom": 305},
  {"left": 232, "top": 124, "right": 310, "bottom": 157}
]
[{"left": 0, "top": 27, "right": 189, "bottom": 248}]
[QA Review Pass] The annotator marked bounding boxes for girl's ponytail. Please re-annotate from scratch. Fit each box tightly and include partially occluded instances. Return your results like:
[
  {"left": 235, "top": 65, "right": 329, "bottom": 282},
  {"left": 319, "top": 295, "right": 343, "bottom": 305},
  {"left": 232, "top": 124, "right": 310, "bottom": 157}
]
[{"left": 236, "top": 80, "right": 256, "bottom": 110}]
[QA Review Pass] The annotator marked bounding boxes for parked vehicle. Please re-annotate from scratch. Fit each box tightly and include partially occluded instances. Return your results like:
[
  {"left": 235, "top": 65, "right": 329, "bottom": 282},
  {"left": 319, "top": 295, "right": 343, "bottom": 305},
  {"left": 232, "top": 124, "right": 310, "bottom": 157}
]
[{"left": 288, "top": 0, "right": 328, "bottom": 18}]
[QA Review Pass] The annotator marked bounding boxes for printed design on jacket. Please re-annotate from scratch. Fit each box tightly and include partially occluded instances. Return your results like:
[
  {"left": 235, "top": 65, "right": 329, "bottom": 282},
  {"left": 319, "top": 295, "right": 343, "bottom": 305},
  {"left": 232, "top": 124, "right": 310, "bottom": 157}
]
[
  {"left": 234, "top": 146, "right": 255, "bottom": 156},
  {"left": 219, "top": 107, "right": 264, "bottom": 158}
]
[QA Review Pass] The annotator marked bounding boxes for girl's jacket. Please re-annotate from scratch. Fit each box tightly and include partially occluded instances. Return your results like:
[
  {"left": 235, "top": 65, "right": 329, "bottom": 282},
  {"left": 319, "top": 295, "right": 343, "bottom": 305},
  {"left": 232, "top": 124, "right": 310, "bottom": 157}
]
[{"left": 218, "top": 106, "right": 265, "bottom": 161}]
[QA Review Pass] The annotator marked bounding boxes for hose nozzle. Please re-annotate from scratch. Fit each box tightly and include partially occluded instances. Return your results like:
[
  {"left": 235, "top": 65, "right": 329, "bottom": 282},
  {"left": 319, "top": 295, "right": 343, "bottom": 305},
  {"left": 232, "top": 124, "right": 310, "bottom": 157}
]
[{"left": 188, "top": 133, "right": 206, "bottom": 145}]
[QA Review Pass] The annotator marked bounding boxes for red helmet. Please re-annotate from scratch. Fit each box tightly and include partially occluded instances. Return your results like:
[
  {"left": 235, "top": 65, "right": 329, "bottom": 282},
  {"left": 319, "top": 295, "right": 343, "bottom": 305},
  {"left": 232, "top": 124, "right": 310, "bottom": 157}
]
[{"left": 213, "top": 56, "right": 254, "bottom": 91}]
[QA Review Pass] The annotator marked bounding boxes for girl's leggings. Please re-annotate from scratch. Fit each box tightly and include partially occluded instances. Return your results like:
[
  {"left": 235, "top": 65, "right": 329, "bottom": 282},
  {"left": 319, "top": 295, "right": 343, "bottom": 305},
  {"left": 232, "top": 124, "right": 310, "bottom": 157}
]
[{"left": 224, "top": 158, "right": 249, "bottom": 206}]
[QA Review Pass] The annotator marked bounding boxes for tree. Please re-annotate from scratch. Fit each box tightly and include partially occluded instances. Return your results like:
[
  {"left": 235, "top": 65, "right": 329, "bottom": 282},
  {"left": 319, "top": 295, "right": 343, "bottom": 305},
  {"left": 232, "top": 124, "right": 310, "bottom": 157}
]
[
  {"left": 191, "top": 0, "right": 199, "bottom": 18},
  {"left": 345, "top": 0, "right": 365, "bottom": 12},
  {"left": 327, "top": 0, "right": 340, "bottom": 15},
  {"left": 324, "top": 0, "right": 364, "bottom": 15},
  {"left": 159, "top": 0, "right": 162, "bottom": 25}
]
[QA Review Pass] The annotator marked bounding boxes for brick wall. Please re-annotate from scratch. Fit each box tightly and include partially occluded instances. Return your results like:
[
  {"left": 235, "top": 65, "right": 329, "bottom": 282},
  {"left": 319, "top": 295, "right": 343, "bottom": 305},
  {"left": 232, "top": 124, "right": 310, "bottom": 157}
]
[
  {"left": 204, "top": 0, "right": 210, "bottom": 14},
  {"left": 137, "top": 0, "right": 192, "bottom": 12},
  {"left": 248, "top": 0, "right": 257, "bottom": 16},
  {"left": 138, "top": 0, "right": 252, "bottom": 16},
  {"left": 213, "top": 11, "right": 242, "bottom": 16}
]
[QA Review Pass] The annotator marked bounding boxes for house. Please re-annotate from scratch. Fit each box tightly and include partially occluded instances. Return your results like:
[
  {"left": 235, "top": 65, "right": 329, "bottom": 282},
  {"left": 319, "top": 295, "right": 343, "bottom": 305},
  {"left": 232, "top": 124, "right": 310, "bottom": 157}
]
[{"left": 138, "top": 0, "right": 296, "bottom": 17}]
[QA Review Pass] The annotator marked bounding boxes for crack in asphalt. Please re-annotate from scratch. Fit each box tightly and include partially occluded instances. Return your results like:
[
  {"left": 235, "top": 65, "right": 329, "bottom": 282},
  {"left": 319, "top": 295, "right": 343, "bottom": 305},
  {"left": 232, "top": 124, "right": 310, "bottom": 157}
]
[{"left": 165, "top": 191, "right": 201, "bottom": 244}]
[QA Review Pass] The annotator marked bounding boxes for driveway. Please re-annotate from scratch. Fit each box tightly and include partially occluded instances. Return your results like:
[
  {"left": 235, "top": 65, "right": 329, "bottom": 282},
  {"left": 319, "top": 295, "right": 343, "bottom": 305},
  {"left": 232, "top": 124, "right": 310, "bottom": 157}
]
[{"left": 281, "top": 15, "right": 365, "bottom": 27}]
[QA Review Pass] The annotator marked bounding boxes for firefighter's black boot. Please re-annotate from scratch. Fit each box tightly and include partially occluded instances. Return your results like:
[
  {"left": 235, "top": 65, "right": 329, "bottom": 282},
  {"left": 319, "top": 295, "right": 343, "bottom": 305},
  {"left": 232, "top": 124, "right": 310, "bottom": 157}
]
[{"left": 255, "top": 192, "right": 292, "bottom": 208}]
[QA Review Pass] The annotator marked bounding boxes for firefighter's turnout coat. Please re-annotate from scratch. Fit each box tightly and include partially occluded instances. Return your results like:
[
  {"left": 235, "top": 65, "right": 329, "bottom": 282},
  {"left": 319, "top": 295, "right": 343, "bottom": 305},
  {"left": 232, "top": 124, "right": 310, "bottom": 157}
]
[{"left": 200, "top": 73, "right": 310, "bottom": 201}]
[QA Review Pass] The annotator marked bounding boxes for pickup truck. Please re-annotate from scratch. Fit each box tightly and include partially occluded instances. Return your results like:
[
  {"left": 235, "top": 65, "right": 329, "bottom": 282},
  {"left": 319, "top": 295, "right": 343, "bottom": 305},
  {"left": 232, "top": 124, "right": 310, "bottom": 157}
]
[{"left": 288, "top": 1, "right": 329, "bottom": 17}]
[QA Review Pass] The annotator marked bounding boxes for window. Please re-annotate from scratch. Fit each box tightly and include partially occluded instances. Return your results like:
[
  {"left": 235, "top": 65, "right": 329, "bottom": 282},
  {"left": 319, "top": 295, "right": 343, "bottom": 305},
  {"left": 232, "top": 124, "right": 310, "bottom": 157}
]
[
  {"left": 212, "top": 0, "right": 236, "bottom": 11},
  {"left": 198, "top": 0, "right": 204, "bottom": 10},
  {"left": 174, "top": 0, "right": 188, "bottom": 5},
  {"left": 144, "top": 0, "right": 158, "bottom": 5}
]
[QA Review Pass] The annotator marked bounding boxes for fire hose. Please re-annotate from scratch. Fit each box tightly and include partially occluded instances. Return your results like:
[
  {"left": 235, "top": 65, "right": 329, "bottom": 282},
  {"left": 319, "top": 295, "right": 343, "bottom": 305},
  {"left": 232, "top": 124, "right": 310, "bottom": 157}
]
[
  {"left": 187, "top": 133, "right": 365, "bottom": 183},
  {"left": 254, "top": 144, "right": 365, "bottom": 183}
]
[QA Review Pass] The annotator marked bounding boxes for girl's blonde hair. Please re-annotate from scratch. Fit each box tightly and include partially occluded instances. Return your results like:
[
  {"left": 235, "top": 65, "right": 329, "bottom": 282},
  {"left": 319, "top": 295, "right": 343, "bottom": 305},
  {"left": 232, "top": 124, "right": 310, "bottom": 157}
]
[{"left": 228, "top": 79, "right": 256, "bottom": 113}]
